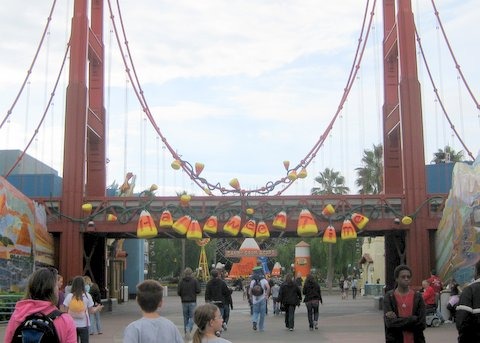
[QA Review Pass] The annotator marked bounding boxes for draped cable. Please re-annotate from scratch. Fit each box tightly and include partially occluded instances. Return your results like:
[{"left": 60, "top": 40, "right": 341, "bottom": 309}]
[{"left": 107, "top": 0, "right": 376, "bottom": 196}]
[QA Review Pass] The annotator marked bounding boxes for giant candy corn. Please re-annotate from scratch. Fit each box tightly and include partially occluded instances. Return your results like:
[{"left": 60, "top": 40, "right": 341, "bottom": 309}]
[
  {"left": 137, "top": 210, "right": 158, "bottom": 238},
  {"left": 223, "top": 215, "right": 241, "bottom": 236},
  {"left": 323, "top": 225, "right": 337, "bottom": 243},
  {"left": 256, "top": 221, "right": 270, "bottom": 239},
  {"left": 203, "top": 216, "right": 218, "bottom": 234},
  {"left": 351, "top": 212, "right": 369, "bottom": 229},
  {"left": 272, "top": 211, "right": 287, "bottom": 230},
  {"left": 297, "top": 209, "right": 318, "bottom": 237},
  {"left": 159, "top": 210, "right": 173, "bottom": 228},
  {"left": 241, "top": 219, "right": 256, "bottom": 238},
  {"left": 187, "top": 220, "right": 202, "bottom": 240},
  {"left": 322, "top": 204, "right": 335, "bottom": 217},
  {"left": 195, "top": 162, "right": 205, "bottom": 176},
  {"left": 172, "top": 215, "right": 191, "bottom": 235},
  {"left": 341, "top": 219, "right": 357, "bottom": 240}
]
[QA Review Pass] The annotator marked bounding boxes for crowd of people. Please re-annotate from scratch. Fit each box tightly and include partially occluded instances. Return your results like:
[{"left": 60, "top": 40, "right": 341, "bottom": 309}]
[{"left": 5, "top": 261, "right": 480, "bottom": 342}]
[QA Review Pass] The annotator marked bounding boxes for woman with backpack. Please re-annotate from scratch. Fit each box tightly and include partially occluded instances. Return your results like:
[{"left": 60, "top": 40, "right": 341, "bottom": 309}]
[
  {"left": 63, "top": 275, "right": 95, "bottom": 343},
  {"left": 5, "top": 267, "right": 77, "bottom": 342}
]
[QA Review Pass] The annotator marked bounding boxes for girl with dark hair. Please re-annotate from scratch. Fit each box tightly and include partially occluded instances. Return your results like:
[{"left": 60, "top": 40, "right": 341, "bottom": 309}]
[
  {"left": 192, "top": 303, "right": 232, "bottom": 343},
  {"left": 278, "top": 273, "right": 302, "bottom": 331},
  {"left": 5, "top": 267, "right": 77, "bottom": 342}
]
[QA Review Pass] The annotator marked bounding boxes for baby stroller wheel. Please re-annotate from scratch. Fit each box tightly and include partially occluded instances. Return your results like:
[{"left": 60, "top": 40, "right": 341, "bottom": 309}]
[{"left": 431, "top": 317, "right": 441, "bottom": 327}]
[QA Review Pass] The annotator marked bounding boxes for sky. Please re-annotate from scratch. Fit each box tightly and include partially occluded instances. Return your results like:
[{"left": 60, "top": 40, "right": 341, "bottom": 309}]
[{"left": 0, "top": 0, "right": 479, "bottom": 196}]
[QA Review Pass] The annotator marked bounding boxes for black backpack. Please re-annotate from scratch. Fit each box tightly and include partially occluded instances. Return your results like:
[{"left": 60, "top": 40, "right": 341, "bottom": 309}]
[
  {"left": 251, "top": 279, "right": 264, "bottom": 296},
  {"left": 12, "top": 310, "right": 62, "bottom": 343}
]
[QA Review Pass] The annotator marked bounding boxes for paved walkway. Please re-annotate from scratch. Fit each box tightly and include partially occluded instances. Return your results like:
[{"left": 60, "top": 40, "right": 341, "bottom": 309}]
[{"left": 2, "top": 291, "right": 458, "bottom": 342}]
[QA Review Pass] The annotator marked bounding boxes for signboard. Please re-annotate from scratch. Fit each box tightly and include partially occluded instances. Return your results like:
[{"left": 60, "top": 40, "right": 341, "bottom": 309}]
[{"left": 225, "top": 249, "right": 277, "bottom": 258}]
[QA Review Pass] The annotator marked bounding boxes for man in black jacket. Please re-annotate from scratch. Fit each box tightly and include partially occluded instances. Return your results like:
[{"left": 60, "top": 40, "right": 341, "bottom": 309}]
[
  {"left": 177, "top": 267, "right": 201, "bottom": 339},
  {"left": 205, "top": 269, "right": 231, "bottom": 321},
  {"left": 456, "top": 260, "right": 480, "bottom": 343},
  {"left": 383, "top": 264, "right": 426, "bottom": 343}
]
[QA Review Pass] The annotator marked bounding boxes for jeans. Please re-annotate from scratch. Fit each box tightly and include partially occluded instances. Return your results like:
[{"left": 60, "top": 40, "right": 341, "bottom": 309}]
[
  {"left": 89, "top": 311, "right": 102, "bottom": 334},
  {"left": 77, "top": 326, "right": 89, "bottom": 343},
  {"left": 182, "top": 302, "right": 196, "bottom": 333},
  {"left": 251, "top": 298, "right": 267, "bottom": 331},
  {"left": 306, "top": 301, "right": 319, "bottom": 328},
  {"left": 223, "top": 304, "right": 231, "bottom": 325}
]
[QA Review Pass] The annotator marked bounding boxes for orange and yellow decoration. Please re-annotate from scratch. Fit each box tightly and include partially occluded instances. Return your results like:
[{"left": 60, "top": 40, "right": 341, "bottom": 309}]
[
  {"left": 351, "top": 212, "right": 369, "bottom": 229},
  {"left": 297, "top": 209, "right": 318, "bottom": 237},
  {"left": 172, "top": 215, "right": 191, "bottom": 235},
  {"left": 137, "top": 210, "right": 158, "bottom": 239},
  {"left": 340, "top": 219, "right": 357, "bottom": 240},
  {"left": 323, "top": 225, "right": 337, "bottom": 243},
  {"left": 159, "top": 210, "right": 173, "bottom": 228},
  {"left": 272, "top": 211, "right": 287, "bottom": 230},
  {"left": 223, "top": 215, "right": 241, "bottom": 236}
]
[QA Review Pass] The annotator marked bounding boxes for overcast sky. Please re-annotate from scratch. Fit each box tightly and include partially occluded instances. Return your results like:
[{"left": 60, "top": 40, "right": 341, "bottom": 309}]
[{"left": 0, "top": 0, "right": 478, "bottom": 196}]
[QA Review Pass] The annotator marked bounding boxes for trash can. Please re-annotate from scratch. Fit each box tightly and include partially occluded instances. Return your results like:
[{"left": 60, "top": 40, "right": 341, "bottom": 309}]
[{"left": 374, "top": 296, "right": 384, "bottom": 310}]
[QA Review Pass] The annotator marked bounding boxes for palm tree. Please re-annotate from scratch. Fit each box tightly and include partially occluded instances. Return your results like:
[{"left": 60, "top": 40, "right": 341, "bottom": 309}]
[
  {"left": 431, "top": 145, "right": 464, "bottom": 164},
  {"left": 355, "top": 144, "right": 383, "bottom": 194},
  {"left": 311, "top": 168, "right": 350, "bottom": 195},
  {"left": 311, "top": 168, "right": 349, "bottom": 290}
]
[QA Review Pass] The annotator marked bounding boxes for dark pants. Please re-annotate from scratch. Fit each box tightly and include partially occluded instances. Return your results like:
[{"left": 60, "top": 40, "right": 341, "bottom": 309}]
[
  {"left": 77, "top": 326, "right": 89, "bottom": 343},
  {"left": 223, "top": 304, "right": 230, "bottom": 325},
  {"left": 352, "top": 287, "right": 357, "bottom": 299},
  {"left": 284, "top": 304, "right": 297, "bottom": 329},
  {"left": 306, "top": 301, "right": 319, "bottom": 328}
]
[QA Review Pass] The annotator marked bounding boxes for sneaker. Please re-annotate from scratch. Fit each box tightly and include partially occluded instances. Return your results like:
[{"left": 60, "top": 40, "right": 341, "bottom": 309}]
[
  {"left": 444, "top": 320, "right": 452, "bottom": 324},
  {"left": 314, "top": 321, "right": 318, "bottom": 330},
  {"left": 289, "top": 328, "right": 294, "bottom": 331},
  {"left": 222, "top": 323, "right": 228, "bottom": 331},
  {"left": 309, "top": 327, "right": 314, "bottom": 331},
  {"left": 253, "top": 322, "right": 257, "bottom": 331}
]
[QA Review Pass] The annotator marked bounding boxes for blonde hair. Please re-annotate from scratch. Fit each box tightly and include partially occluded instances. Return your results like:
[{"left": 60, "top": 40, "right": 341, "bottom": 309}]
[{"left": 192, "top": 303, "right": 218, "bottom": 343}]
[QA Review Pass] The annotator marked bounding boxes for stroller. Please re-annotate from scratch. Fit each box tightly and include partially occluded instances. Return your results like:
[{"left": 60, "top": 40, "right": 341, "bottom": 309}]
[{"left": 425, "top": 294, "right": 443, "bottom": 327}]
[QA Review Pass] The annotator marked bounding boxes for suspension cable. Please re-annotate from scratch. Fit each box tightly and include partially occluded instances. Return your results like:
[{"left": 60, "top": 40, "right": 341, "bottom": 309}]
[
  {"left": 3, "top": 45, "right": 71, "bottom": 178},
  {"left": 0, "top": 0, "right": 58, "bottom": 130},
  {"left": 414, "top": 27, "right": 475, "bottom": 161},
  {"left": 107, "top": 0, "right": 376, "bottom": 195}
]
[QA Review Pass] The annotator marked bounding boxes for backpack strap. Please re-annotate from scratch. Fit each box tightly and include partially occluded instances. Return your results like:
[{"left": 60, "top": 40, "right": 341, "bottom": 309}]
[{"left": 47, "top": 309, "right": 63, "bottom": 343}]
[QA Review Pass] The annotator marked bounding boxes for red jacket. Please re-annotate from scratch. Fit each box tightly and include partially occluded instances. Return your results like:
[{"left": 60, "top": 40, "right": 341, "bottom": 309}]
[{"left": 422, "top": 286, "right": 436, "bottom": 306}]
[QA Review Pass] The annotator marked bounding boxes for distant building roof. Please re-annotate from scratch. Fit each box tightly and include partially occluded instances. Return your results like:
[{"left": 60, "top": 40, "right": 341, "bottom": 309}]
[{"left": 0, "top": 150, "right": 58, "bottom": 175}]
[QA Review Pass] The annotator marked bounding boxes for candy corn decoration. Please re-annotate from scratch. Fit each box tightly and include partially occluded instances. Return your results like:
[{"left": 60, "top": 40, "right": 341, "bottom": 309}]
[
  {"left": 172, "top": 215, "right": 192, "bottom": 235},
  {"left": 272, "top": 211, "right": 287, "bottom": 230},
  {"left": 288, "top": 170, "right": 297, "bottom": 181},
  {"left": 401, "top": 216, "right": 413, "bottom": 225},
  {"left": 195, "top": 162, "right": 205, "bottom": 176},
  {"left": 137, "top": 210, "right": 158, "bottom": 239},
  {"left": 297, "top": 209, "right": 318, "bottom": 237},
  {"left": 256, "top": 221, "right": 270, "bottom": 239},
  {"left": 323, "top": 225, "right": 337, "bottom": 243},
  {"left": 203, "top": 215, "right": 218, "bottom": 234},
  {"left": 283, "top": 160, "right": 290, "bottom": 170},
  {"left": 229, "top": 178, "right": 240, "bottom": 190},
  {"left": 159, "top": 210, "right": 173, "bottom": 228},
  {"left": 204, "top": 187, "right": 212, "bottom": 195},
  {"left": 82, "top": 203, "right": 92, "bottom": 215},
  {"left": 241, "top": 219, "right": 256, "bottom": 238},
  {"left": 298, "top": 167, "right": 308, "bottom": 179},
  {"left": 351, "top": 212, "right": 369, "bottom": 229},
  {"left": 246, "top": 208, "right": 255, "bottom": 215},
  {"left": 171, "top": 159, "right": 181, "bottom": 170},
  {"left": 340, "top": 220, "right": 357, "bottom": 240},
  {"left": 321, "top": 204, "right": 335, "bottom": 217},
  {"left": 223, "top": 215, "right": 241, "bottom": 236},
  {"left": 187, "top": 220, "right": 203, "bottom": 240},
  {"left": 107, "top": 214, "right": 117, "bottom": 222}
]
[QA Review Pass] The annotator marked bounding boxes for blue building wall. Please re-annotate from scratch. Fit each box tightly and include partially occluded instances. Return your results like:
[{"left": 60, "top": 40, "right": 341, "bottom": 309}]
[
  {"left": 7, "top": 174, "right": 62, "bottom": 197},
  {"left": 124, "top": 239, "right": 145, "bottom": 298},
  {"left": 425, "top": 163, "right": 454, "bottom": 193}
]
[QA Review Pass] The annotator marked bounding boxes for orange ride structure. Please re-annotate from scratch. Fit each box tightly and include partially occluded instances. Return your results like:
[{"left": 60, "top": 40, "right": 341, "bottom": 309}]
[{"left": 29, "top": 0, "right": 452, "bottom": 291}]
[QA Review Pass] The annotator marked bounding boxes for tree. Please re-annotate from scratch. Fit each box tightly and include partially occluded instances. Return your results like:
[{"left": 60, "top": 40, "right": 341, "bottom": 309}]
[
  {"left": 311, "top": 168, "right": 350, "bottom": 195},
  {"left": 431, "top": 145, "right": 464, "bottom": 164},
  {"left": 310, "top": 168, "right": 349, "bottom": 291},
  {"left": 355, "top": 144, "right": 383, "bottom": 194}
]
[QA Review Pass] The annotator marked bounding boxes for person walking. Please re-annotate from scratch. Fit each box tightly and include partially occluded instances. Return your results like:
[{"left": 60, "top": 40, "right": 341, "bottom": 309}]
[
  {"left": 384, "top": 264, "right": 426, "bottom": 343},
  {"left": 456, "top": 260, "right": 480, "bottom": 342},
  {"left": 351, "top": 277, "right": 358, "bottom": 299},
  {"left": 271, "top": 281, "right": 281, "bottom": 315},
  {"left": 278, "top": 273, "right": 302, "bottom": 332},
  {"left": 177, "top": 267, "right": 201, "bottom": 340},
  {"left": 205, "top": 269, "right": 231, "bottom": 321},
  {"left": 248, "top": 270, "right": 270, "bottom": 332},
  {"left": 4, "top": 267, "right": 77, "bottom": 343},
  {"left": 88, "top": 281, "right": 103, "bottom": 335},
  {"left": 123, "top": 280, "right": 183, "bottom": 343},
  {"left": 192, "top": 303, "right": 232, "bottom": 343},
  {"left": 302, "top": 273, "right": 323, "bottom": 331}
]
